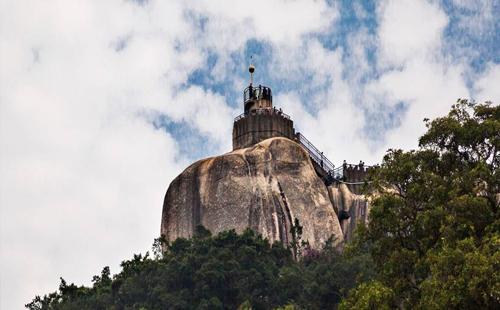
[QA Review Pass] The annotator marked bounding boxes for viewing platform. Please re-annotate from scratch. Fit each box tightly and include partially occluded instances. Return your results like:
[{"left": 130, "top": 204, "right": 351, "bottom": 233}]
[{"left": 243, "top": 85, "right": 273, "bottom": 113}]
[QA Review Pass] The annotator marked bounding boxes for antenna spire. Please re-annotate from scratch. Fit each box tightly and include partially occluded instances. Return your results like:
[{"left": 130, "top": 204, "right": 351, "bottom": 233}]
[{"left": 248, "top": 56, "right": 255, "bottom": 85}]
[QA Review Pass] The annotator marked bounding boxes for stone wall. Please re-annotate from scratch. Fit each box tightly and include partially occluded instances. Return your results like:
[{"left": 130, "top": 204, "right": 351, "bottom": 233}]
[
  {"left": 232, "top": 109, "right": 295, "bottom": 150},
  {"left": 343, "top": 164, "right": 371, "bottom": 194}
]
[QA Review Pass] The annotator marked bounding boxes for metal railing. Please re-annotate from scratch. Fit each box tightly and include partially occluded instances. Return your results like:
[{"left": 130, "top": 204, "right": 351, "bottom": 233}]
[
  {"left": 244, "top": 85, "right": 272, "bottom": 103},
  {"left": 331, "top": 166, "right": 344, "bottom": 180},
  {"left": 234, "top": 107, "right": 291, "bottom": 122},
  {"left": 296, "top": 132, "right": 373, "bottom": 184},
  {"left": 296, "top": 132, "right": 335, "bottom": 174}
]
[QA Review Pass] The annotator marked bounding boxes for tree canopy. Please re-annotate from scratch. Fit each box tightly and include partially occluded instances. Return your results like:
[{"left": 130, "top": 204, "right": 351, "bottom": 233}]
[
  {"left": 341, "top": 99, "right": 499, "bottom": 309},
  {"left": 26, "top": 227, "right": 372, "bottom": 310}
]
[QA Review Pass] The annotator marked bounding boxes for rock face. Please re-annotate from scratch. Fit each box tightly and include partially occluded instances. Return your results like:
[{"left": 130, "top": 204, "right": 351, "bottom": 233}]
[
  {"left": 161, "top": 137, "right": 371, "bottom": 248},
  {"left": 327, "top": 184, "right": 370, "bottom": 241},
  {"left": 162, "top": 137, "right": 345, "bottom": 249}
]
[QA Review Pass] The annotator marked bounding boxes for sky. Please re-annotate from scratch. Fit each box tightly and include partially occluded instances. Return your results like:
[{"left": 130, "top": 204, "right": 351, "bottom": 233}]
[{"left": 0, "top": 0, "right": 498, "bottom": 308}]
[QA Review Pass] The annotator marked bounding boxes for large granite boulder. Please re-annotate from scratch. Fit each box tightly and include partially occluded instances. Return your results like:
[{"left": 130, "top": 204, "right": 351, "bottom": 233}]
[{"left": 161, "top": 137, "right": 344, "bottom": 249}]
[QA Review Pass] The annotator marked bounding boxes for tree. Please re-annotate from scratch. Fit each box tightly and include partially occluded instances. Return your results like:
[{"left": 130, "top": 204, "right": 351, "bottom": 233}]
[
  {"left": 347, "top": 100, "right": 499, "bottom": 309},
  {"left": 339, "top": 280, "right": 396, "bottom": 310},
  {"left": 27, "top": 226, "right": 373, "bottom": 310}
]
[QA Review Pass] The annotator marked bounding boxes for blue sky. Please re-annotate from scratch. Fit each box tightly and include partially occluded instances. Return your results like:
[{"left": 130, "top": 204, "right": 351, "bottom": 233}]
[
  {"left": 0, "top": 0, "right": 498, "bottom": 308},
  {"left": 159, "top": 0, "right": 498, "bottom": 161}
]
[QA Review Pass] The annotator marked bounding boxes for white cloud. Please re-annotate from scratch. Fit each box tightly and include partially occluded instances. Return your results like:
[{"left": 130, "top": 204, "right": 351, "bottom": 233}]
[
  {"left": 474, "top": 64, "right": 500, "bottom": 103},
  {"left": 377, "top": 0, "right": 448, "bottom": 66},
  {"left": 366, "top": 0, "right": 469, "bottom": 151},
  {"left": 371, "top": 58, "right": 469, "bottom": 150},
  {"left": 191, "top": 0, "right": 337, "bottom": 45},
  {"left": 166, "top": 86, "right": 237, "bottom": 148}
]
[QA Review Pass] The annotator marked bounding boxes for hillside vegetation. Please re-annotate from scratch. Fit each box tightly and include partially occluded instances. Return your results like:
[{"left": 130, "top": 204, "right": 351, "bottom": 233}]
[{"left": 27, "top": 100, "right": 499, "bottom": 309}]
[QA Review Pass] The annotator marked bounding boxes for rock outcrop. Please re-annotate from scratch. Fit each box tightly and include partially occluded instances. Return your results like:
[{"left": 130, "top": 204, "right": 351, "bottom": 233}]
[
  {"left": 328, "top": 184, "right": 370, "bottom": 241},
  {"left": 161, "top": 137, "right": 370, "bottom": 249}
]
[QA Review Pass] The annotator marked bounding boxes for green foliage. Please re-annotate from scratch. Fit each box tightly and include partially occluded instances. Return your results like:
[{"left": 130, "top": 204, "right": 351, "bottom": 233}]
[
  {"left": 339, "top": 281, "right": 396, "bottom": 310},
  {"left": 27, "top": 228, "right": 371, "bottom": 310},
  {"left": 289, "top": 218, "right": 306, "bottom": 260},
  {"left": 419, "top": 237, "right": 500, "bottom": 309},
  {"left": 346, "top": 100, "right": 500, "bottom": 309}
]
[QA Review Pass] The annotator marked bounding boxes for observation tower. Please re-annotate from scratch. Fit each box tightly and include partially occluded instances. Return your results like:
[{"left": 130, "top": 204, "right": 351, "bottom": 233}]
[
  {"left": 231, "top": 63, "right": 371, "bottom": 194},
  {"left": 232, "top": 64, "right": 296, "bottom": 150}
]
